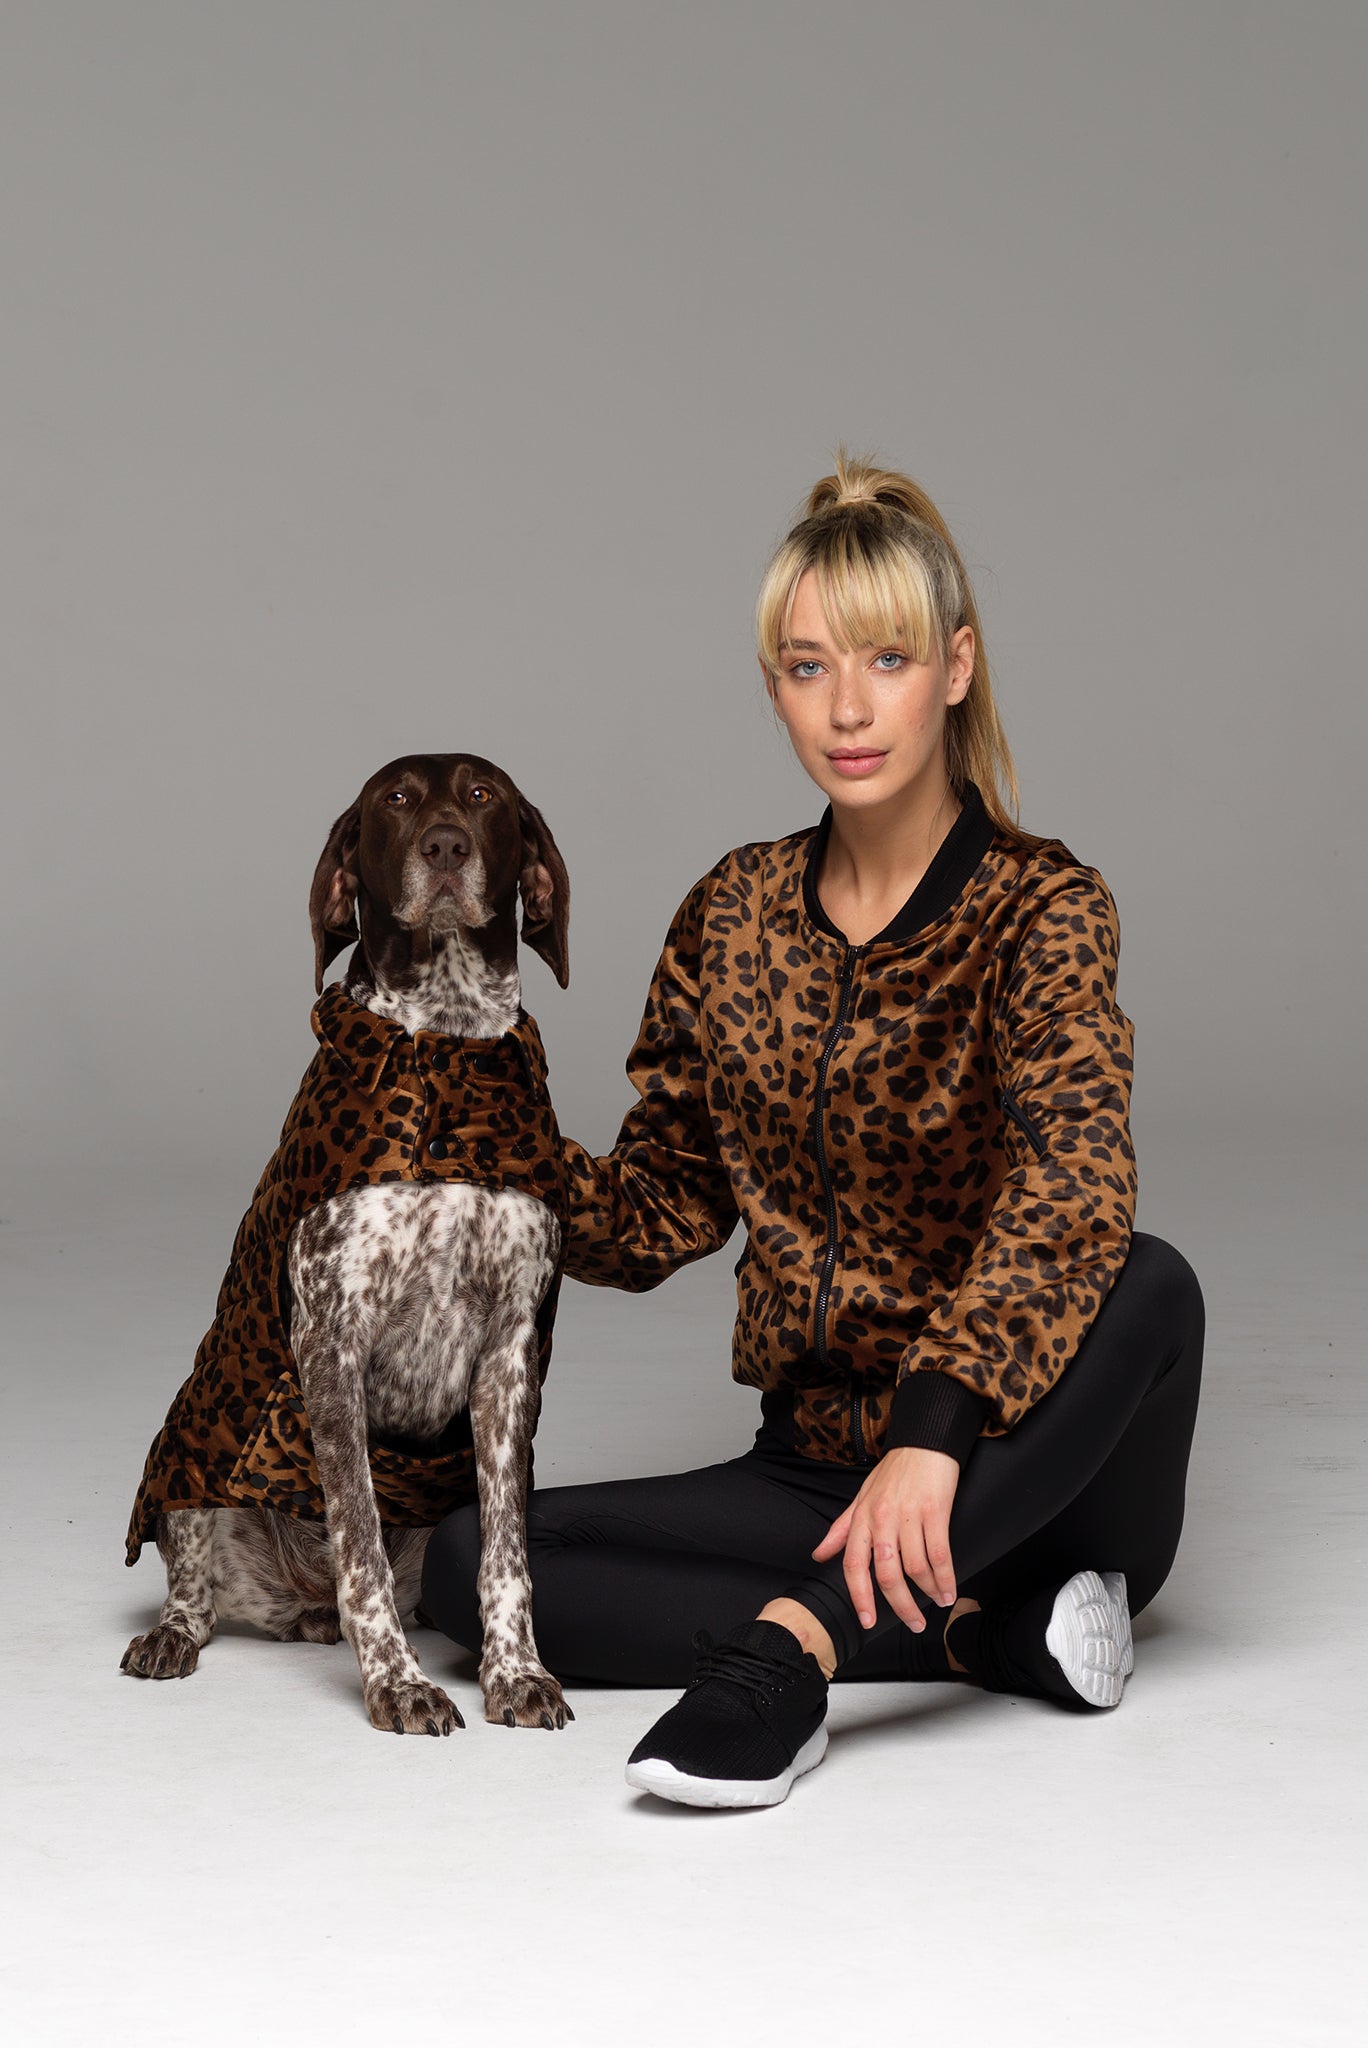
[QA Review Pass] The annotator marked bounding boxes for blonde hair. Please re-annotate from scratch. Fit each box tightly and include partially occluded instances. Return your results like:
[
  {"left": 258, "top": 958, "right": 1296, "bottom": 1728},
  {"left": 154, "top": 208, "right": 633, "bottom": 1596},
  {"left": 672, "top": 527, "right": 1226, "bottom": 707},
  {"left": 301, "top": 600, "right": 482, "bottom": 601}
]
[{"left": 757, "top": 449, "right": 1047, "bottom": 849}]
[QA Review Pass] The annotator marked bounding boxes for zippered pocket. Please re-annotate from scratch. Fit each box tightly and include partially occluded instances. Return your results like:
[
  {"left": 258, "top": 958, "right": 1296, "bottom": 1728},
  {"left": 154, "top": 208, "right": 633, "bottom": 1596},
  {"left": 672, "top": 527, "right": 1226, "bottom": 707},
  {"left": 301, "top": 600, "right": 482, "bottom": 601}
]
[
  {"left": 848, "top": 1386, "right": 871, "bottom": 1466},
  {"left": 1000, "top": 1084, "right": 1048, "bottom": 1160}
]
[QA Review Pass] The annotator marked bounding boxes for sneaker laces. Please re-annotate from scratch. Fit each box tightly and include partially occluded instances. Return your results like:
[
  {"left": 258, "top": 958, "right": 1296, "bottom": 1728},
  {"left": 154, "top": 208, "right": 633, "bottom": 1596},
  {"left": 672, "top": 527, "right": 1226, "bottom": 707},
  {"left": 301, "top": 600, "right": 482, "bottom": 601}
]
[{"left": 687, "top": 1629, "right": 813, "bottom": 1710}]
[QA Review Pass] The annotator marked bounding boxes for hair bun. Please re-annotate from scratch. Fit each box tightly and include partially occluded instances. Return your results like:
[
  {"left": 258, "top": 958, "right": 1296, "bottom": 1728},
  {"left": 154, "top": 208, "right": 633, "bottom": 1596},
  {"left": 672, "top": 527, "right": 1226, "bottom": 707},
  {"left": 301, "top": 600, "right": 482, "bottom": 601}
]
[
  {"left": 805, "top": 445, "right": 954, "bottom": 542},
  {"left": 806, "top": 451, "right": 880, "bottom": 514}
]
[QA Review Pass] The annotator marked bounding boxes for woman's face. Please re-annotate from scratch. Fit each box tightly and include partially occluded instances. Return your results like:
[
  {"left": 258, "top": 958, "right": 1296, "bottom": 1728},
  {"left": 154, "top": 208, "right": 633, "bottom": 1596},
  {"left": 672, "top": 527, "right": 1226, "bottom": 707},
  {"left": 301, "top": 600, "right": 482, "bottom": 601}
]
[{"left": 763, "top": 568, "right": 973, "bottom": 815}]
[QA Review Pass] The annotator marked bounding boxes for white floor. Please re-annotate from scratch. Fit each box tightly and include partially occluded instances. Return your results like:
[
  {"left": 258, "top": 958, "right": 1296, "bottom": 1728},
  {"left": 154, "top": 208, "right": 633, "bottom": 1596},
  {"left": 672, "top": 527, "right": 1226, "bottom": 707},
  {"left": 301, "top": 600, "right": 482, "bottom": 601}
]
[{"left": 5, "top": 1116, "right": 1363, "bottom": 2048}]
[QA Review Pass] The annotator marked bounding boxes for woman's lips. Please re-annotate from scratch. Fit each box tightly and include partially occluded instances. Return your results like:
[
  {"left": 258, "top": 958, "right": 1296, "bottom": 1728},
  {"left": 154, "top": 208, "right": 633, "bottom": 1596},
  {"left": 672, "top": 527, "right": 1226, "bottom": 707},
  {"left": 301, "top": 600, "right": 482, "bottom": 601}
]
[{"left": 828, "top": 750, "right": 888, "bottom": 777}]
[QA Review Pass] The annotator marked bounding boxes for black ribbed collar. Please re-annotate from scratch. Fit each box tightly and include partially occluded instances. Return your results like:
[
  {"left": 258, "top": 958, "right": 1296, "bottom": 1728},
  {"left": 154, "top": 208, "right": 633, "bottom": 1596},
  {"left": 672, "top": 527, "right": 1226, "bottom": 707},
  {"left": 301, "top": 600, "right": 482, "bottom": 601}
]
[{"left": 801, "top": 779, "right": 998, "bottom": 945}]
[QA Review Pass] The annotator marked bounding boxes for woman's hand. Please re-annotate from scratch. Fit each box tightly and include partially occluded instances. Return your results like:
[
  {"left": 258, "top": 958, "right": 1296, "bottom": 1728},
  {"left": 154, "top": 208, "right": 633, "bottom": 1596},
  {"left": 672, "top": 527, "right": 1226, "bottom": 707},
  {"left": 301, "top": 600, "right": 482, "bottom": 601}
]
[{"left": 811, "top": 1445, "right": 960, "bottom": 1632}]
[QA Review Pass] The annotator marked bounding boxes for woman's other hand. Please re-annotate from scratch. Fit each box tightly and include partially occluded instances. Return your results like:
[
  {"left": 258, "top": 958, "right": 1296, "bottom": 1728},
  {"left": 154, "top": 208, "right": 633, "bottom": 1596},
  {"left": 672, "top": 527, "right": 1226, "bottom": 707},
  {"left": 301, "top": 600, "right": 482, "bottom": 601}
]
[{"left": 811, "top": 1445, "right": 960, "bottom": 1631}]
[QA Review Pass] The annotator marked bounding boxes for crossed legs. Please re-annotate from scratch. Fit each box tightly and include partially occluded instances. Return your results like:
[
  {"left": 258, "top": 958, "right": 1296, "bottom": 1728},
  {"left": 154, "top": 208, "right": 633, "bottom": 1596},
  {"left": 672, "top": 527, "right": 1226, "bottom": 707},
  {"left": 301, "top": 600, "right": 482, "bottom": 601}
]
[{"left": 421, "top": 1233, "right": 1205, "bottom": 1691}]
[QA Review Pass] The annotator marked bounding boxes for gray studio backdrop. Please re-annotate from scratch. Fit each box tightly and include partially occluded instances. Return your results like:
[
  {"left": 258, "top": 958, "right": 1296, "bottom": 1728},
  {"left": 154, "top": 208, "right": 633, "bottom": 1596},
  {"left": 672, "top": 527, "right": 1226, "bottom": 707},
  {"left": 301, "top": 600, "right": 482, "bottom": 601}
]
[
  {"left": 5, "top": 14, "right": 1365, "bottom": 2040},
  {"left": 3, "top": 0, "right": 1363, "bottom": 1226}
]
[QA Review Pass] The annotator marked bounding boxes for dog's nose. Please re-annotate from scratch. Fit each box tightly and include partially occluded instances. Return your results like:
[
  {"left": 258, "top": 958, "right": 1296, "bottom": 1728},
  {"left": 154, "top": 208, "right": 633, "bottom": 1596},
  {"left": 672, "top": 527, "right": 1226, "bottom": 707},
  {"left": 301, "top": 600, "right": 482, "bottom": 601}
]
[{"left": 418, "top": 822, "right": 471, "bottom": 871}]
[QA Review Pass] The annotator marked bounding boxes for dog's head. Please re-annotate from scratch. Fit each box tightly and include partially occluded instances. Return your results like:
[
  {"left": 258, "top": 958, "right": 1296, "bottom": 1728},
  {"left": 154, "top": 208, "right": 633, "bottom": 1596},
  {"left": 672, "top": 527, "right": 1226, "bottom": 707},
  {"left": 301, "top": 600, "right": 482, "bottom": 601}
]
[{"left": 308, "top": 754, "right": 569, "bottom": 994}]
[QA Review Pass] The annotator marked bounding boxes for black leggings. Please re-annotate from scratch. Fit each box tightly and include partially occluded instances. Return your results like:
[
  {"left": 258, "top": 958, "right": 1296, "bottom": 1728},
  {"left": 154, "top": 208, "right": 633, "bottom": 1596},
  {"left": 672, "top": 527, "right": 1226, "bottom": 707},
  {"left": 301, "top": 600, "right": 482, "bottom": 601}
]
[{"left": 421, "top": 1231, "right": 1205, "bottom": 1685}]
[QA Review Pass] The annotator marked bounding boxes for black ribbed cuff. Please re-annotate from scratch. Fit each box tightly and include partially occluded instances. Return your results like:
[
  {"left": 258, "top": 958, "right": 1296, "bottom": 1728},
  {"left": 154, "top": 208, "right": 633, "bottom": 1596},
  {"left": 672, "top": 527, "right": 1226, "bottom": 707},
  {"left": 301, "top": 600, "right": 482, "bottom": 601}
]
[{"left": 883, "top": 1370, "right": 993, "bottom": 1469}]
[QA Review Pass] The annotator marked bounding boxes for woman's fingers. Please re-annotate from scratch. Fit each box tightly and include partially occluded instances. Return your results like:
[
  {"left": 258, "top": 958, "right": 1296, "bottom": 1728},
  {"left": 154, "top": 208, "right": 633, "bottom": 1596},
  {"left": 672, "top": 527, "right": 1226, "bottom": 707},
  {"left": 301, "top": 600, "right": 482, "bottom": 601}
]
[
  {"left": 847, "top": 1513, "right": 937, "bottom": 1634},
  {"left": 896, "top": 1511, "right": 956, "bottom": 1612},
  {"left": 871, "top": 1530, "right": 925, "bottom": 1632},
  {"left": 816, "top": 1450, "right": 961, "bottom": 1633},
  {"left": 922, "top": 1521, "right": 957, "bottom": 1611},
  {"left": 860, "top": 1504, "right": 959, "bottom": 1633},
  {"left": 811, "top": 1503, "right": 855, "bottom": 1561},
  {"left": 840, "top": 1515, "right": 878, "bottom": 1628},
  {"left": 906, "top": 1498, "right": 957, "bottom": 1610}
]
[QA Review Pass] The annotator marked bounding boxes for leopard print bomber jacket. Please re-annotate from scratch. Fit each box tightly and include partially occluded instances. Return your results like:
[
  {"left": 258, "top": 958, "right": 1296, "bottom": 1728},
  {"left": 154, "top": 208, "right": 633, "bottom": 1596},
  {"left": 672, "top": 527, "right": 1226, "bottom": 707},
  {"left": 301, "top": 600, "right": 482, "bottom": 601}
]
[
  {"left": 125, "top": 983, "right": 568, "bottom": 1563},
  {"left": 560, "top": 780, "right": 1138, "bottom": 1471}
]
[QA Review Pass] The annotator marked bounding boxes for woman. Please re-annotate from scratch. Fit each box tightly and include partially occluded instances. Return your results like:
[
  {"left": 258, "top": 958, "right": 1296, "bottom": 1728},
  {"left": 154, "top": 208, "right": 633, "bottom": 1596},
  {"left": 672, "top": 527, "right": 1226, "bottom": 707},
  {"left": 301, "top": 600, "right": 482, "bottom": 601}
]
[{"left": 421, "top": 452, "right": 1206, "bottom": 1808}]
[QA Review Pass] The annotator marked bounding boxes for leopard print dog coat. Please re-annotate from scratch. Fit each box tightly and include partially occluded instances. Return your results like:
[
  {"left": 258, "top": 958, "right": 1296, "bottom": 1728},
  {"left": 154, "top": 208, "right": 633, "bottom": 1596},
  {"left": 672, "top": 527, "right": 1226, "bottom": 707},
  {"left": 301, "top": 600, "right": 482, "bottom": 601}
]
[{"left": 126, "top": 981, "right": 568, "bottom": 1564}]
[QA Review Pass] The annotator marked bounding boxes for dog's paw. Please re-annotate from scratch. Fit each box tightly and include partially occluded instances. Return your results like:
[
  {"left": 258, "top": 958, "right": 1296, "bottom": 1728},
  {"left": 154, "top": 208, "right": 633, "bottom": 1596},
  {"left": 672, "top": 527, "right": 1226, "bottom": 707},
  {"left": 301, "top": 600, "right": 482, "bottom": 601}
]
[
  {"left": 121, "top": 1624, "right": 202, "bottom": 1680},
  {"left": 364, "top": 1674, "right": 464, "bottom": 1736},
  {"left": 482, "top": 1664, "right": 574, "bottom": 1731}
]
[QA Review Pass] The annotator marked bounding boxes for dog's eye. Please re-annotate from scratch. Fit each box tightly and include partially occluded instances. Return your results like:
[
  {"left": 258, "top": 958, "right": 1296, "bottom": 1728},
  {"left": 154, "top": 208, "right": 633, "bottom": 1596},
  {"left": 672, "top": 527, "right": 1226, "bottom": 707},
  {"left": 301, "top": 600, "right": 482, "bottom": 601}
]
[
  {"left": 384, "top": 790, "right": 410, "bottom": 808},
  {"left": 468, "top": 786, "right": 494, "bottom": 806}
]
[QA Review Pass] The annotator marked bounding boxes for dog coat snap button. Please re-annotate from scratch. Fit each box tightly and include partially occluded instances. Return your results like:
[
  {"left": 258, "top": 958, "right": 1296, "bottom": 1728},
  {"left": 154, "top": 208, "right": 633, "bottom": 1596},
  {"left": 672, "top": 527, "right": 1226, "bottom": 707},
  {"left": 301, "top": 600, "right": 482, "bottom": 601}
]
[
  {"left": 473, "top": 1053, "right": 496, "bottom": 1075},
  {"left": 428, "top": 1136, "right": 449, "bottom": 1160}
]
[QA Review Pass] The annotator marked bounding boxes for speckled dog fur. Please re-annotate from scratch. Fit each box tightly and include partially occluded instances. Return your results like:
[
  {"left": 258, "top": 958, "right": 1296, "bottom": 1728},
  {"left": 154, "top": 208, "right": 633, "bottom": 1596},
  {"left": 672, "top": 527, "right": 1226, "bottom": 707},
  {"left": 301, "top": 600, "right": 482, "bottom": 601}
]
[{"left": 122, "top": 754, "right": 573, "bottom": 1735}]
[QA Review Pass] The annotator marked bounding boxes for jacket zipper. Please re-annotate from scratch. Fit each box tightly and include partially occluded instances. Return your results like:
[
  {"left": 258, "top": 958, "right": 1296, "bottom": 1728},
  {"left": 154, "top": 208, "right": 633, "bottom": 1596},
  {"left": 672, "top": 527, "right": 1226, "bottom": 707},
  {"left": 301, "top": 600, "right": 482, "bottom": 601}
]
[
  {"left": 810, "top": 943, "right": 867, "bottom": 1458},
  {"left": 1001, "top": 1085, "right": 1048, "bottom": 1160},
  {"left": 847, "top": 1385, "right": 866, "bottom": 1465}
]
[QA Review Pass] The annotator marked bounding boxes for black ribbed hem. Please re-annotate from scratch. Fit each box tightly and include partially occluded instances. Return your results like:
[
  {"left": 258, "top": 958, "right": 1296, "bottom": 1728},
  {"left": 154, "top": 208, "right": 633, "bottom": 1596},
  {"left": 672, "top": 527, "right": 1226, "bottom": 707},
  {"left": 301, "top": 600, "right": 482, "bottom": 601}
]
[{"left": 883, "top": 1370, "right": 992, "bottom": 1468}]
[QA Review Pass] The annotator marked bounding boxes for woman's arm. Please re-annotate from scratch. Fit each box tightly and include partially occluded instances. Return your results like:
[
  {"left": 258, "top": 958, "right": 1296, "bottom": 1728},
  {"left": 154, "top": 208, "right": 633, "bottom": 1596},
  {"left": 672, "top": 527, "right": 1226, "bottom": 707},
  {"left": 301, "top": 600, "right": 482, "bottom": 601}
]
[
  {"left": 818, "top": 861, "right": 1138, "bottom": 1626},
  {"left": 886, "top": 861, "right": 1138, "bottom": 1453},
  {"left": 560, "top": 873, "right": 740, "bottom": 1291}
]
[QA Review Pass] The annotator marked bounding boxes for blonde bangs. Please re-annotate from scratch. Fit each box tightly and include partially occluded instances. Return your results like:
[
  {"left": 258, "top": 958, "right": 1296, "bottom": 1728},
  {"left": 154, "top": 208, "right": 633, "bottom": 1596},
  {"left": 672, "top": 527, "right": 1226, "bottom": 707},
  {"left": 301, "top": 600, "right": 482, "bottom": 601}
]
[{"left": 757, "top": 525, "right": 942, "bottom": 675}]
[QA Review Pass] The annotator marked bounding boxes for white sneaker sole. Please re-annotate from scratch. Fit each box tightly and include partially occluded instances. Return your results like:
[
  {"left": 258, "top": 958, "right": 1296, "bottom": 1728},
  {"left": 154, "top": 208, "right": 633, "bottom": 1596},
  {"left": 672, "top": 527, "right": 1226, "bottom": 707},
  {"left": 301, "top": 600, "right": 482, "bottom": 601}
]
[
  {"left": 1044, "top": 1569, "right": 1135, "bottom": 1709},
  {"left": 624, "top": 1721, "right": 829, "bottom": 1808}
]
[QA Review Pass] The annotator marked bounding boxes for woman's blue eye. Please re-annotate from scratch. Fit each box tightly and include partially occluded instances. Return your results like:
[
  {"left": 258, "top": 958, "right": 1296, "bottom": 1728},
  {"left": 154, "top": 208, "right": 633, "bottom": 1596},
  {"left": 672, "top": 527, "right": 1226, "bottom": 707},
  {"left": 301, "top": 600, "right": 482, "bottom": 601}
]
[
  {"left": 876, "top": 651, "right": 905, "bottom": 669},
  {"left": 794, "top": 661, "right": 822, "bottom": 677}
]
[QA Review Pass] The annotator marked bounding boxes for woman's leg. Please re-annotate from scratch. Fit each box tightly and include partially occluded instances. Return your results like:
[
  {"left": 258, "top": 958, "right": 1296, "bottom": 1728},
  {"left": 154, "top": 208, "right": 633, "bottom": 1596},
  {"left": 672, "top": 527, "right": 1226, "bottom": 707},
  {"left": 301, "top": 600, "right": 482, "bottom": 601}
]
[
  {"left": 777, "top": 1231, "right": 1206, "bottom": 1672},
  {"left": 420, "top": 1444, "right": 867, "bottom": 1686},
  {"left": 421, "top": 1230, "right": 1204, "bottom": 1687}
]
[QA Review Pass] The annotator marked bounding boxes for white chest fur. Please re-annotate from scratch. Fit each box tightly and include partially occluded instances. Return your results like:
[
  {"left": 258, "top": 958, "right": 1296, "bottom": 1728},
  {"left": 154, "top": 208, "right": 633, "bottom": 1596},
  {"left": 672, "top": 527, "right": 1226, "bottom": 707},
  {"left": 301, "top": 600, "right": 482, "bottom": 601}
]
[{"left": 288, "top": 1180, "right": 561, "bottom": 1443}]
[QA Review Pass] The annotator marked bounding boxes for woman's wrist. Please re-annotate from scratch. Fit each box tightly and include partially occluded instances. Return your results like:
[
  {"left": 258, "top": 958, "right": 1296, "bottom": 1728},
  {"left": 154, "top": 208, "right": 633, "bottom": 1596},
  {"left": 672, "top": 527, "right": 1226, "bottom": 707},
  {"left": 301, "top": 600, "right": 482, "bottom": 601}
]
[{"left": 883, "top": 1369, "right": 992, "bottom": 1469}]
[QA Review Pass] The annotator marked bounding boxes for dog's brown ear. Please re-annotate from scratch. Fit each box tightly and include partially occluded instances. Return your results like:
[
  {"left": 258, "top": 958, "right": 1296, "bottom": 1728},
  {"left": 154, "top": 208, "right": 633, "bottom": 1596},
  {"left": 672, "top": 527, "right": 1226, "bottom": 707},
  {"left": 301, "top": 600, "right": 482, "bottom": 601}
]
[
  {"left": 309, "top": 801, "right": 362, "bottom": 993},
  {"left": 516, "top": 792, "right": 569, "bottom": 989}
]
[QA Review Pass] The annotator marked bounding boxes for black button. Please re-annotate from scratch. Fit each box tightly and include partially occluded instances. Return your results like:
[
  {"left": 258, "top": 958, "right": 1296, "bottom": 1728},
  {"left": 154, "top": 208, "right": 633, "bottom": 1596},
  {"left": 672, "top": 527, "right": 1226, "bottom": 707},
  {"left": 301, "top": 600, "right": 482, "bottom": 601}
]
[
  {"left": 474, "top": 1137, "right": 496, "bottom": 1165},
  {"left": 473, "top": 1053, "right": 497, "bottom": 1075},
  {"left": 428, "top": 1137, "right": 448, "bottom": 1159}
]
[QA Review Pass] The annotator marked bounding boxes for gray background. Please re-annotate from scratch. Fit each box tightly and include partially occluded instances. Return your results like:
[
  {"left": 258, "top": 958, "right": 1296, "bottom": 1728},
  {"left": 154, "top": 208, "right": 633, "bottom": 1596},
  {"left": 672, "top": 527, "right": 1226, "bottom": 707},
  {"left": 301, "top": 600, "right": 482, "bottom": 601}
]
[{"left": 3, "top": 6, "right": 1363, "bottom": 2046}]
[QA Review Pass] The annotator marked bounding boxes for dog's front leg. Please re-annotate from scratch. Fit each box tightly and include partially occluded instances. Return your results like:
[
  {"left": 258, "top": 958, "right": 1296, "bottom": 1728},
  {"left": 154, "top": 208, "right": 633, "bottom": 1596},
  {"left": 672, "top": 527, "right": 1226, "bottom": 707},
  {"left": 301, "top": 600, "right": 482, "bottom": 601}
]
[
  {"left": 469, "top": 1320, "right": 571, "bottom": 1731},
  {"left": 293, "top": 1302, "right": 462, "bottom": 1737},
  {"left": 121, "top": 1507, "right": 218, "bottom": 1678}
]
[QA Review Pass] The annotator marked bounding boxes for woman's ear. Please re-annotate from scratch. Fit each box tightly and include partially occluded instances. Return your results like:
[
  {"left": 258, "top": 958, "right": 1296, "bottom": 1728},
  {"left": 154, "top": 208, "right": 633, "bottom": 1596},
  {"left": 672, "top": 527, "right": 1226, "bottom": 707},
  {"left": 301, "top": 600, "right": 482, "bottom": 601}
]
[
  {"left": 516, "top": 792, "right": 570, "bottom": 989},
  {"left": 946, "top": 625, "right": 976, "bottom": 705},
  {"left": 309, "top": 801, "right": 362, "bottom": 993}
]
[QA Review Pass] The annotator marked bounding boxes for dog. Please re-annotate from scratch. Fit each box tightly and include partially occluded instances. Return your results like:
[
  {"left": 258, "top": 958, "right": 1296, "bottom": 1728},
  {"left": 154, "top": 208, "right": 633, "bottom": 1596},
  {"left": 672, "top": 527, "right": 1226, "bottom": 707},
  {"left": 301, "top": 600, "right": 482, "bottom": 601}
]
[{"left": 122, "top": 753, "right": 573, "bottom": 1736}]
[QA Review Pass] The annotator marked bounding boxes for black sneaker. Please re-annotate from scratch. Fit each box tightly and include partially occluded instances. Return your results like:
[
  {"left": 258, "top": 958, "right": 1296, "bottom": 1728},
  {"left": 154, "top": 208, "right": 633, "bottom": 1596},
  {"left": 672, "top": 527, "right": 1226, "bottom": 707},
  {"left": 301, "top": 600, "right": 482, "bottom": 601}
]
[{"left": 625, "top": 1618, "right": 829, "bottom": 1808}]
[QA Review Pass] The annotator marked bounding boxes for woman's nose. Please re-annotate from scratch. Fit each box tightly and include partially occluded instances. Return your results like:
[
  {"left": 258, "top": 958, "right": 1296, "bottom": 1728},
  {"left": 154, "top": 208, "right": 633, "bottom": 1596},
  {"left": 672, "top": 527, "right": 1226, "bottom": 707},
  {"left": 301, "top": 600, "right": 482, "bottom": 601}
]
[{"left": 830, "top": 674, "right": 872, "bottom": 725}]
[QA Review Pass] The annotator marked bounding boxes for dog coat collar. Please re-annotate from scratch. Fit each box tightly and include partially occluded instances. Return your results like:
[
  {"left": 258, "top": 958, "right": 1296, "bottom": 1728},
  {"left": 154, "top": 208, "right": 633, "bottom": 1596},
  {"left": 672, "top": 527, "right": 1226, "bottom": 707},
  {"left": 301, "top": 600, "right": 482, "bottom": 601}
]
[{"left": 311, "top": 979, "right": 550, "bottom": 1100}]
